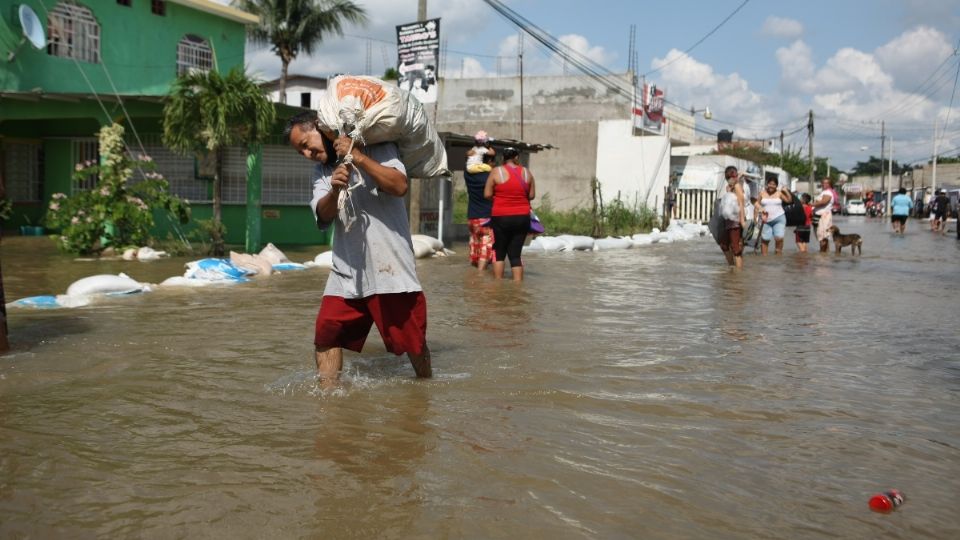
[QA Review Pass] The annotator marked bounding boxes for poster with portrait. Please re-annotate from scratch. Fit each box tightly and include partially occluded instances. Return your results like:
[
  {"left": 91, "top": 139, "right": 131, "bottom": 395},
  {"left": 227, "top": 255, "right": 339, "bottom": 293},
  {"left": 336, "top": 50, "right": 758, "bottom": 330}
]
[
  {"left": 642, "top": 83, "right": 665, "bottom": 135},
  {"left": 396, "top": 18, "right": 440, "bottom": 104}
]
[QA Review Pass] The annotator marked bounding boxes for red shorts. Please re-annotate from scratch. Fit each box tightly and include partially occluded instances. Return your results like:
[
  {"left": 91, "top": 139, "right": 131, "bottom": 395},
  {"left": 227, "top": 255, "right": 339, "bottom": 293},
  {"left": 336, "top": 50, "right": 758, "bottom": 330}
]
[{"left": 314, "top": 292, "right": 427, "bottom": 356}]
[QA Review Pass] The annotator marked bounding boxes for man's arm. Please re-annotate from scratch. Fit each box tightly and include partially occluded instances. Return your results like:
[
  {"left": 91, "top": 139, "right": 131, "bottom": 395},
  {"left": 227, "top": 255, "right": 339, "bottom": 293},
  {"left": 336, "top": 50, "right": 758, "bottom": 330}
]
[
  {"left": 313, "top": 165, "right": 351, "bottom": 226},
  {"left": 333, "top": 136, "right": 408, "bottom": 196},
  {"left": 484, "top": 168, "right": 498, "bottom": 200}
]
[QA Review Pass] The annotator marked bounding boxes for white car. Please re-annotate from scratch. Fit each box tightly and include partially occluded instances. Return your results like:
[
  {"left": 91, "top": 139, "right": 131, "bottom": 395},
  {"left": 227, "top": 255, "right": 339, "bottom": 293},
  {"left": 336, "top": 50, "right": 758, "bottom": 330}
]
[{"left": 845, "top": 199, "right": 866, "bottom": 216}]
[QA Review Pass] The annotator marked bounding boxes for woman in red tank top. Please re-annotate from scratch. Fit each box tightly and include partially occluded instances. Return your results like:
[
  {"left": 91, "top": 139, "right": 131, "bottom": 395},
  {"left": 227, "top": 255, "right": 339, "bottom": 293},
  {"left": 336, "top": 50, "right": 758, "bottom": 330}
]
[{"left": 483, "top": 148, "right": 536, "bottom": 281}]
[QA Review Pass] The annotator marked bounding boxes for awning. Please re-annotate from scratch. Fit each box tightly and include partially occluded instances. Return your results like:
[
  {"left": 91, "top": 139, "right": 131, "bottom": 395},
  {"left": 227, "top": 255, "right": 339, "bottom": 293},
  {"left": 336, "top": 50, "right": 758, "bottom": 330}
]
[{"left": 675, "top": 167, "right": 721, "bottom": 191}]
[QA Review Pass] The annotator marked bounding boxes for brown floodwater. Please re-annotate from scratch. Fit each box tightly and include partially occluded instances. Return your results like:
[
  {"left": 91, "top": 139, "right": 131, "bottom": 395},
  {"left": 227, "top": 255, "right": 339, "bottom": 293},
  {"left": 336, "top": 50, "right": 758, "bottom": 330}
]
[{"left": 1, "top": 217, "right": 959, "bottom": 539}]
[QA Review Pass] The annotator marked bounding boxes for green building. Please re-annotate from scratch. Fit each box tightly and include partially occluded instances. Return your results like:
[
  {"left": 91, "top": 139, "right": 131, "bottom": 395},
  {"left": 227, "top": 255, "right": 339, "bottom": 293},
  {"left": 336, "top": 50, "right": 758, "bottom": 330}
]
[{"left": 0, "top": 0, "right": 328, "bottom": 247}]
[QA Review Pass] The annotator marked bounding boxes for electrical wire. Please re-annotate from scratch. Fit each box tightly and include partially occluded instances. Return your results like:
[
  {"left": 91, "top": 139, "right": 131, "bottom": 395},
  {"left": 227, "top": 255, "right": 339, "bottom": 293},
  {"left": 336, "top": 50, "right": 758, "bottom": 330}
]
[{"left": 642, "top": 0, "right": 751, "bottom": 77}]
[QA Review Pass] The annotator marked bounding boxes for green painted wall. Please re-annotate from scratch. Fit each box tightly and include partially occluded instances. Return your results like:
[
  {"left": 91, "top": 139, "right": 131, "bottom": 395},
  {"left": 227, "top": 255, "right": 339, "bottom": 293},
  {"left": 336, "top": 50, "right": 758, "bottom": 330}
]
[
  {"left": 154, "top": 204, "right": 333, "bottom": 247},
  {"left": 0, "top": 0, "right": 247, "bottom": 95}
]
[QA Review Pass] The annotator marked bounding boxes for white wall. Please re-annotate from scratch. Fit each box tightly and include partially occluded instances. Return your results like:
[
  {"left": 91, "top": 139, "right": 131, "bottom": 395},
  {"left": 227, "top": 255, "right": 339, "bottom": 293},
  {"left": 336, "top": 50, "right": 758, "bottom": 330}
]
[
  {"left": 595, "top": 120, "right": 671, "bottom": 215},
  {"left": 266, "top": 84, "right": 327, "bottom": 109}
]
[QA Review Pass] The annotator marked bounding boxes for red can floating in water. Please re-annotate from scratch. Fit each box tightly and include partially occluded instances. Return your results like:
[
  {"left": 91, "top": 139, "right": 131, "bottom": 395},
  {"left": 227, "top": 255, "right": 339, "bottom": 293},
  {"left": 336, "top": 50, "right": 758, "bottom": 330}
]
[{"left": 869, "top": 489, "right": 905, "bottom": 513}]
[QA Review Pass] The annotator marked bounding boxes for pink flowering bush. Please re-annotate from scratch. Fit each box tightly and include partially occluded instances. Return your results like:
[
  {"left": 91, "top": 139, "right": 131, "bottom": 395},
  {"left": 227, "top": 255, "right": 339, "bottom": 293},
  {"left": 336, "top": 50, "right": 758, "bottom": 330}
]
[{"left": 45, "top": 124, "right": 190, "bottom": 254}]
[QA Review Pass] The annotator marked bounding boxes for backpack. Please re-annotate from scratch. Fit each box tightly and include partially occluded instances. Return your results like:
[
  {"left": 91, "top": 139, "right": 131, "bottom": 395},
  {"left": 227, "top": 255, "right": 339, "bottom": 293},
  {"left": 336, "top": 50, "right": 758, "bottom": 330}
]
[{"left": 783, "top": 195, "right": 807, "bottom": 227}]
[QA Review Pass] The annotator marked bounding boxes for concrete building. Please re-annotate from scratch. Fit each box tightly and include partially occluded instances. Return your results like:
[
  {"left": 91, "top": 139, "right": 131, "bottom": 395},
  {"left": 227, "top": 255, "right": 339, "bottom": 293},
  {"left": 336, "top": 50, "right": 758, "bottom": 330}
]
[
  {"left": 433, "top": 73, "right": 693, "bottom": 217},
  {"left": 261, "top": 74, "right": 327, "bottom": 109}
]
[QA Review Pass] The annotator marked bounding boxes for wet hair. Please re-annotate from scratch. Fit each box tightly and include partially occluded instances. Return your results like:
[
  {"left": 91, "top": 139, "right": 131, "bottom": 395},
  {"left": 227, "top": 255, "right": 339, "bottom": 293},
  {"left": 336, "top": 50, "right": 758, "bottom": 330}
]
[
  {"left": 802, "top": 193, "right": 812, "bottom": 203},
  {"left": 503, "top": 147, "right": 520, "bottom": 161},
  {"left": 283, "top": 110, "right": 337, "bottom": 165},
  {"left": 898, "top": 188, "right": 907, "bottom": 195},
  {"left": 724, "top": 166, "right": 738, "bottom": 176}
]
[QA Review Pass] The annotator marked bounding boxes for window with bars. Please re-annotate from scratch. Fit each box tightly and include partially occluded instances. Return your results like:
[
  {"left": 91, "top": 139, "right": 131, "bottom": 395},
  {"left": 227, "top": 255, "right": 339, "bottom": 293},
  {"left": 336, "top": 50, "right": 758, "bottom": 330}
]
[
  {"left": 127, "top": 134, "right": 209, "bottom": 202},
  {"left": 116, "top": 0, "right": 131, "bottom": 6},
  {"left": 1, "top": 142, "right": 44, "bottom": 202},
  {"left": 71, "top": 139, "right": 100, "bottom": 192},
  {"left": 47, "top": 2, "right": 100, "bottom": 63},
  {"left": 221, "top": 142, "right": 317, "bottom": 205},
  {"left": 151, "top": 0, "right": 165, "bottom": 16},
  {"left": 176, "top": 35, "right": 213, "bottom": 76}
]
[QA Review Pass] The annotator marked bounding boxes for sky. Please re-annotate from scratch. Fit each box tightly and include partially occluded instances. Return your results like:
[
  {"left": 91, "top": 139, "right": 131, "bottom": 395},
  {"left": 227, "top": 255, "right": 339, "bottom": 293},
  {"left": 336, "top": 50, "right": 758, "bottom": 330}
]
[{"left": 224, "top": 0, "right": 960, "bottom": 171}]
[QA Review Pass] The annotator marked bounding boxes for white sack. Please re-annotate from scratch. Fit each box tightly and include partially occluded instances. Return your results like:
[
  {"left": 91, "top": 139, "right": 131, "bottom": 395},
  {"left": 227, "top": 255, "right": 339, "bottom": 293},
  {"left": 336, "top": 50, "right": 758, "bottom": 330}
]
[
  {"left": 66, "top": 273, "right": 144, "bottom": 297},
  {"left": 315, "top": 76, "right": 449, "bottom": 178}
]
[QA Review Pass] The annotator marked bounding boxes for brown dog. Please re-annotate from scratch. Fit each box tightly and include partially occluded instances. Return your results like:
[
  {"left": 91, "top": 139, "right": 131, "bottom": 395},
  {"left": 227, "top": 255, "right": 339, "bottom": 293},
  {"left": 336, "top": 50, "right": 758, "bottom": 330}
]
[{"left": 829, "top": 225, "right": 862, "bottom": 255}]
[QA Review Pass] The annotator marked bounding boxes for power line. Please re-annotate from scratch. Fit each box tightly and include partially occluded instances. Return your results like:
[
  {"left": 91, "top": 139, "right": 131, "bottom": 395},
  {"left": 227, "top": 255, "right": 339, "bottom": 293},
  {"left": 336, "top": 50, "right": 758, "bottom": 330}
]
[
  {"left": 642, "top": 0, "right": 752, "bottom": 77},
  {"left": 937, "top": 52, "right": 960, "bottom": 148}
]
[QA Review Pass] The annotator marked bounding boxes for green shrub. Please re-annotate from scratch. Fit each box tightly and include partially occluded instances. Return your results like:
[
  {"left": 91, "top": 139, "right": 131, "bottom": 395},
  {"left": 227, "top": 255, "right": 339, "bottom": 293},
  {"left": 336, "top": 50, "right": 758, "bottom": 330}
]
[
  {"left": 534, "top": 193, "right": 659, "bottom": 237},
  {"left": 45, "top": 123, "right": 190, "bottom": 254}
]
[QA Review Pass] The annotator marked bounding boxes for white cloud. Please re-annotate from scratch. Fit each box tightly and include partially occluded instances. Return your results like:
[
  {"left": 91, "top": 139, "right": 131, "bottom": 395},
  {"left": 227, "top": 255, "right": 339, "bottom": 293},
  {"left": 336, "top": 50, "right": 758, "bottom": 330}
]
[
  {"left": 875, "top": 26, "right": 955, "bottom": 95},
  {"left": 650, "top": 50, "right": 772, "bottom": 138},
  {"left": 760, "top": 16, "right": 804, "bottom": 40}
]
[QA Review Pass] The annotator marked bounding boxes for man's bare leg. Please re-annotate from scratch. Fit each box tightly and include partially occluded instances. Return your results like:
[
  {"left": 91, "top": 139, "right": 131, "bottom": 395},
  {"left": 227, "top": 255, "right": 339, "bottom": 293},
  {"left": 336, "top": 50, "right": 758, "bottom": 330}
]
[
  {"left": 775, "top": 238, "right": 784, "bottom": 254},
  {"left": 315, "top": 347, "right": 343, "bottom": 385},
  {"left": 407, "top": 345, "right": 432, "bottom": 378},
  {"left": 722, "top": 249, "right": 735, "bottom": 266}
]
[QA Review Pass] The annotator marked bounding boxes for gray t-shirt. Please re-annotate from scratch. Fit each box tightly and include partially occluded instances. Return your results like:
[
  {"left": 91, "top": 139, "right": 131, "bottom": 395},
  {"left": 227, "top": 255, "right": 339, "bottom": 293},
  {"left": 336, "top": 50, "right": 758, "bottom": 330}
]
[{"left": 309, "top": 142, "right": 422, "bottom": 299}]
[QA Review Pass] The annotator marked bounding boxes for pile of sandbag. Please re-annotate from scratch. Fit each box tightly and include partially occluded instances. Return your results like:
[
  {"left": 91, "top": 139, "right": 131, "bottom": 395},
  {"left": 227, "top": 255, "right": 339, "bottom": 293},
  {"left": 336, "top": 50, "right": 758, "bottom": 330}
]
[
  {"left": 9, "top": 273, "right": 149, "bottom": 309},
  {"left": 524, "top": 220, "right": 710, "bottom": 253},
  {"left": 315, "top": 75, "right": 449, "bottom": 179}
]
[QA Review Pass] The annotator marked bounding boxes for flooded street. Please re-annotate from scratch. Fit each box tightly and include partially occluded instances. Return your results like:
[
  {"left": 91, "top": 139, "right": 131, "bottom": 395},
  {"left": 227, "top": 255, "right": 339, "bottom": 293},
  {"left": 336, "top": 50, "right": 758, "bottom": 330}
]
[{"left": 1, "top": 217, "right": 959, "bottom": 539}]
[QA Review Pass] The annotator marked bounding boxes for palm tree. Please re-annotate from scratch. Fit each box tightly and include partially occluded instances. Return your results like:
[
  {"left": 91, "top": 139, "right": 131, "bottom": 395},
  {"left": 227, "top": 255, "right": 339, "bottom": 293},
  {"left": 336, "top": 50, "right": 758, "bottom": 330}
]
[
  {"left": 237, "top": 0, "right": 368, "bottom": 104},
  {"left": 162, "top": 67, "right": 276, "bottom": 256}
]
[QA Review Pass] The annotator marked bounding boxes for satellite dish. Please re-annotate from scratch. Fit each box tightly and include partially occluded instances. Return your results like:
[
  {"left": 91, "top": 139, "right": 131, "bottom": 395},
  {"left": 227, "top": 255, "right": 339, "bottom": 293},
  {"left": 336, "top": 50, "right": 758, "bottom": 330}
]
[
  {"left": 6, "top": 5, "right": 46, "bottom": 61},
  {"left": 19, "top": 5, "right": 46, "bottom": 49}
]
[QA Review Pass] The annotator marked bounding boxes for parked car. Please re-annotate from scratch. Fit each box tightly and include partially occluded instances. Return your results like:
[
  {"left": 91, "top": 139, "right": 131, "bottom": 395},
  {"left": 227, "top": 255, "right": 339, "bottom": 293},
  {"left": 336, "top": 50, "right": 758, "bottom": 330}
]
[{"left": 845, "top": 199, "right": 866, "bottom": 216}]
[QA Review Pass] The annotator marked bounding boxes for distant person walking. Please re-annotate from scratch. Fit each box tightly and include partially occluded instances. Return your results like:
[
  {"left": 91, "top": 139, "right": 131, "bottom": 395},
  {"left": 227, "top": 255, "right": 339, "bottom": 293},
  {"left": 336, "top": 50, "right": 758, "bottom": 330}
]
[
  {"left": 932, "top": 190, "right": 950, "bottom": 234},
  {"left": 812, "top": 178, "right": 836, "bottom": 253},
  {"left": 464, "top": 148, "right": 496, "bottom": 271},
  {"left": 890, "top": 187, "right": 912, "bottom": 234},
  {"left": 717, "top": 166, "right": 746, "bottom": 269},
  {"left": 756, "top": 177, "right": 793, "bottom": 255},
  {"left": 484, "top": 147, "right": 535, "bottom": 281},
  {"left": 794, "top": 193, "right": 813, "bottom": 252}
]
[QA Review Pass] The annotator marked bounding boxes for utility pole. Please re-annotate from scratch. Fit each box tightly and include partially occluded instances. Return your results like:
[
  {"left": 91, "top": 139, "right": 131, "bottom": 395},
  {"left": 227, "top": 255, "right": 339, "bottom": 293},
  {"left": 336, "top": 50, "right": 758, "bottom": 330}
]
[
  {"left": 518, "top": 31, "right": 524, "bottom": 140},
  {"left": 887, "top": 135, "right": 894, "bottom": 217},
  {"left": 880, "top": 121, "right": 886, "bottom": 201},
  {"left": 807, "top": 110, "right": 815, "bottom": 190},
  {"left": 407, "top": 0, "right": 427, "bottom": 235},
  {"left": 779, "top": 130, "right": 784, "bottom": 168},
  {"left": 932, "top": 118, "right": 939, "bottom": 196}
]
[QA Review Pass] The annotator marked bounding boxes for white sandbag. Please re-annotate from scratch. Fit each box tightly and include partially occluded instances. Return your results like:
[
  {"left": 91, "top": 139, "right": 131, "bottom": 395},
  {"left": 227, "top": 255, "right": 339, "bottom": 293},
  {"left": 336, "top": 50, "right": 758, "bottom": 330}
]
[
  {"left": 666, "top": 223, "right": 694, "bottom": 241},
  {"left": 594, "top": 236, "right": 633, "bottom": 250},
  {"left": 122, "top": 248, "right": 137, "bottom": 261},
  {"left": 304, "top": 251, "right": 334, "bottom": 269},
  {"left": 66, "top": 273, "right": 144, "bottom": 297},
  {"left": 159, "top": 276, "right": 215, "bottom": 288},
  {"left": 555, "top": 234, "right": 595, "bottom": 251},
  {"left": 630, "top": 233, "right": 655, "bottom": 246},
  {"left": 230, "top": 251, "right": 274, "bottom": 277},
  {"left": 411, "top": 236, "right": 436, "bottom": 258},
  {"left": 411, "top": 234, "right": 444, "bottom": 252},
  {"left": 314, "top": 75, "right": 449, "bottom": 178},
  {"left": 137, "top": 246, "right": 167, "bottom": 260},
  {"left": 682, "top": 222, "right": 705, "bottom": 237},
  {"left": 528, "top": 236, "right": 567, "bottom": 252},
  {"left": 258, "top": 243, "right": 290, "bottom": 265}
]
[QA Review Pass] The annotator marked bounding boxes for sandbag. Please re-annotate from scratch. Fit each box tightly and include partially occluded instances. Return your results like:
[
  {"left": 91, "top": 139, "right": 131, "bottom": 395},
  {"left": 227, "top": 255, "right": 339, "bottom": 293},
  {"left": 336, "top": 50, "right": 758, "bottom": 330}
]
[
  {"left": 528, "top": 236, "right": 567, "bottom": 252},
  {"left": 411, "top": 236, "right": 436, "bottom": 258},
  {"left": 594, "top": 237, "right": 633, "bottom": 250},
  {"left": 411, "top": 234, "right": 444, "bottom": 252},
  {"left": 66, "top": 273, "right": 144, "bottom": 297},
  {"left": 258, "top": 243, "right": 290, "bottom": 265},
  {"left": 555, "top": 235, "right": 595, "bottom": 251},
  {"left": 272, "top": 263, "right": 307, "bottom": 272},
  {"left": 315, "top": 75, "right": 449, "bottom": 178},
  {"left": 230, "top": 251, "right": 274, "bottom": 276},
  {"left": 9, "top": 294, "right": 92, "bottom": 309},
  {"left": 630, "top": 233, "right": 656, "bottom": 246},
  {"left": 305, "top": 251, "right": 334, "bottom": 269}
]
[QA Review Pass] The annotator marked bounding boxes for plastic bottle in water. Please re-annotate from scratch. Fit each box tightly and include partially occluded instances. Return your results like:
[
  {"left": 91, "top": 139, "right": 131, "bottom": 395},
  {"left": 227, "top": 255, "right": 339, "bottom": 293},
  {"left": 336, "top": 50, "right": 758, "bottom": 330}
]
[{"left": 869, "top": 489, "right": 905, "bottom": 513}]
